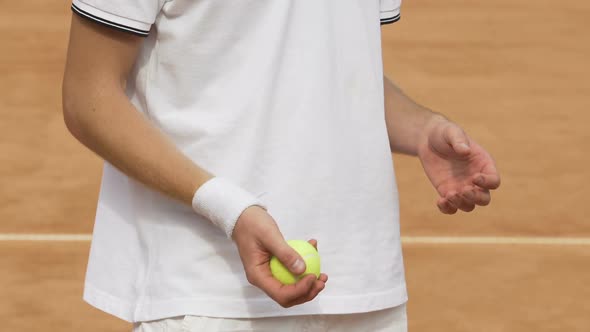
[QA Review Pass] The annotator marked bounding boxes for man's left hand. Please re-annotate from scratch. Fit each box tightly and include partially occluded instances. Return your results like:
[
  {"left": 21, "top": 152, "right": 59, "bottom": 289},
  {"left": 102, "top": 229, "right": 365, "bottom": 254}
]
[{"left": 417, "top": 117, "right": 501, "bottom": 214}]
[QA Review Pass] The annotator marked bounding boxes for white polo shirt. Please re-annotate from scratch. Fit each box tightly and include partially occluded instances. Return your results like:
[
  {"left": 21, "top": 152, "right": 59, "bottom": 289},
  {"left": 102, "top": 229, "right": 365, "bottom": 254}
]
[{"left": 72, "top": 0, "right": 406, "bottom": 323}]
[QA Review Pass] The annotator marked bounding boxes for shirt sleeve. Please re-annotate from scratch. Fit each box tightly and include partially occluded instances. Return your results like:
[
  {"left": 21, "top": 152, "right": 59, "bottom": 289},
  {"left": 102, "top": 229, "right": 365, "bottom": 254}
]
[
  {"left": 71, "top": 0, "right": 166, "bottom": 36},
  {"left": 380, "top": 0, "right": 402, "bottom": 25}
]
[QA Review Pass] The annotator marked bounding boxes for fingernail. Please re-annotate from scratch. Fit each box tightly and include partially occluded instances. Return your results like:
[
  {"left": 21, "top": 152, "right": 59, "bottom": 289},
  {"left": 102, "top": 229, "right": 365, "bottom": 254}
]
[
  {"left": 291, "top": 259, "right": 305, "bottom": 273},
  {"left": 475, "top": 176, "right": 484, "bottom": 185},
  {"left": 459, "top": 143, "right": 470, "bottom": 151}
]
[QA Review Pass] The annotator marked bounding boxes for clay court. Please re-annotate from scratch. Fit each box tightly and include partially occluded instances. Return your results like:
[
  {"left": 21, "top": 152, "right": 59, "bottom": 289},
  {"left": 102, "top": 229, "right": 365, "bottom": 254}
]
[{"left": 1, "top": 0, "right": 589, "bottom": 330}]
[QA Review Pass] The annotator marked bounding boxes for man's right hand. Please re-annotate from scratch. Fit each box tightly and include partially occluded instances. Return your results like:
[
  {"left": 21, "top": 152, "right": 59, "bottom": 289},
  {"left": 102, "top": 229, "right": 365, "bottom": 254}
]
[{"left": 232, "top": 206, "right": 328, "bottom": 308}]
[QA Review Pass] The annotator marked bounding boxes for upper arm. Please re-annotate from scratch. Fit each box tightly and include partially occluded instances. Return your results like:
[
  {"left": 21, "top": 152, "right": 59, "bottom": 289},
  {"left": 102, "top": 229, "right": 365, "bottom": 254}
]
[
  {"left": 62, "top": 15, "right": 145, "bottom": 139},
  {"left": 64, "top": 0, "right": 165, "bottom": 92},
  {"left": 63, "top": 14, "right": 144, "bottom": 96}
]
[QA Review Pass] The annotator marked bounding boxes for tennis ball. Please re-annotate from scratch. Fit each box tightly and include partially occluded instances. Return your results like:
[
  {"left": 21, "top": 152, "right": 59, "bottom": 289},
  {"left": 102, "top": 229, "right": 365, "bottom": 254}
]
[{"left": 270, "top": 240, "right": 321, "bottom": 285}]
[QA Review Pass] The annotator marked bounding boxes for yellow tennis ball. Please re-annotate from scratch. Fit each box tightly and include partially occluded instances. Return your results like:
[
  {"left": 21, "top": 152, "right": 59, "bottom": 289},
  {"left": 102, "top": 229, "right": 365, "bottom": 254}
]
[{"left": 270, "top": 240, "right": 321, "bottom": 285}]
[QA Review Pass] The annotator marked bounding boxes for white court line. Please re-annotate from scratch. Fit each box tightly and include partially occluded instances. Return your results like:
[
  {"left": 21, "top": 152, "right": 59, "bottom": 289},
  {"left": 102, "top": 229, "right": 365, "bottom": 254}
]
[
  {"left": 0, "top": 234, "right": 590, "bottom": 245},
  {"left": 0, "top": 234, "right": 92, "bottom": 241},
  {"left": 401, "top": 236, "right": 590, "bottom": 245}
]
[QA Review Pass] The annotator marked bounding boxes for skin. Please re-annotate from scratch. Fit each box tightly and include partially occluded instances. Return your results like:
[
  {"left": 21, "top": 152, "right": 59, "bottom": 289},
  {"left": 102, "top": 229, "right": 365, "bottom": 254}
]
[
  {"left": 383, "top": 78, "right": 501, "bottom": 214},
  {"left": 62, "top": 16, "right": 499, "bottom": 308}
]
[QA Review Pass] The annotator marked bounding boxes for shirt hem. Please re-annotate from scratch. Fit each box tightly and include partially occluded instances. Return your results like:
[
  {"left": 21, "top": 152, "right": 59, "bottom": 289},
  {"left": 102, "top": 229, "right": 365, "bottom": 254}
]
[
  {"left": 84, "top": 282, "right": 136, "bottom": 322},
  {"left": 83, "top": 282, "right": 408, "bottom": 323}
]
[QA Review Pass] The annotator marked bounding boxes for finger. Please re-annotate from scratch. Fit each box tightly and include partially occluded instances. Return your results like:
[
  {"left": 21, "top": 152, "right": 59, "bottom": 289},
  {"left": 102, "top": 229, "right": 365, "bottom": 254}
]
[
  {"left": 300, "top": 280, "right": 326, "bottom": 305},
  {"left": 437, "top": 197, "right": 458, "bottom": 214},
  {"left": 458, "top": 190, "right": 477, "bottom": 212},
  {"left": 279, "top": 274, "right": 317, "bottom": 307},
  {"left": 460, "top": 186, "right": 488, "bottom": 207},
  {"left": 255, "top": 271, "right": 316, "bottom": 307},
  {"left": 460, "top": 186, "right": 491, "bottom": 207},
  {"left": 305, "top": 279, "right": 326, "bottom": 301},
  {"left": 308, "top": 239, "right": 318, "bottom": 251},
  {"left": 447, "top": 192, "right": 475, "bottom": 212},
  {"left": 264, "top": 238, "right": 306, "bottom": 275},
  {"left": 283, "top": 273, "right": 328, "bottom": 307},
  {"left": 460, "top": 187, "right": 476, "bottom": 205},
  {"left": 286, "top": 276, "right": 326, "bottom": 307},
  {"left": 437, "top": 198, "right": 456, "bottom": 214},
  {"left": 473, "top": 173, "right": 501, "bottom": 190},
  {"left": 443, "top": 125, "right": 471, "bottom": 156},
  {"left": 287, "top": 281, "right": 326, "bottom": 307},
  {"left": 472, "top": 188, "right": 491, "bottom": 206},
  {"left": 473, "top": 162, "right": 501, "bottom": 189}
]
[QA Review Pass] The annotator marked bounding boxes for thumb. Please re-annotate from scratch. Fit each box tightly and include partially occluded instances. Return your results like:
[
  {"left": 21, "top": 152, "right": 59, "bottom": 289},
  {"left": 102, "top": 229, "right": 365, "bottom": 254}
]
[
  {"left": 444, "top": 124, "right": 471, "bottom": 156},
  {"left": 267, "top": 239, "right": 306, "bottom": 275}
]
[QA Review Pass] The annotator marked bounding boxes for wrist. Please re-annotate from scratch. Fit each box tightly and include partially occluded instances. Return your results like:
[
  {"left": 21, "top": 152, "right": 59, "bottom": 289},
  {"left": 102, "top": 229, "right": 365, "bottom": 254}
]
[
  {"left": 417, "top": 113, "right": 449, "bottom": 156},
  {"left": 191, "top": 177, "right": 267, "bottom": 238},
  {"left": 231, "top": 205, "right": 270, "bottom": 242}
]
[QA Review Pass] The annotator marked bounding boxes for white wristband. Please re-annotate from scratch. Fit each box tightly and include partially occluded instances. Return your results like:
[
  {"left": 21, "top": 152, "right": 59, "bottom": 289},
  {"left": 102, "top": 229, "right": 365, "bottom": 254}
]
[{"left": 192, "top": 177, "right": 267, "bottom": 238}]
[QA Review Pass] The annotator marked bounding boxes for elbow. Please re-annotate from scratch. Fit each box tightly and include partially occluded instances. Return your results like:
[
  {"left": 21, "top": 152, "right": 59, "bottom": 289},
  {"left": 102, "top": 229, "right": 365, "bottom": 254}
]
[
  {"left": 61, "top": 95, "right": 77, "bottom": 138},
  {"left": 61, "top": 78, "right": 86, "bottom": 141}
]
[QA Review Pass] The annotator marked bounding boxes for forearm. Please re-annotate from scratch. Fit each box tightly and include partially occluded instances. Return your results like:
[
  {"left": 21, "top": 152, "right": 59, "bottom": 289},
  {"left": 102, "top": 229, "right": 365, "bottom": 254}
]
[
  {"left": 383, "top": 76, "right": 445, "bottom": 155},
  {"left": 62, "top": 85, "right": 213, "bottom": 206}
]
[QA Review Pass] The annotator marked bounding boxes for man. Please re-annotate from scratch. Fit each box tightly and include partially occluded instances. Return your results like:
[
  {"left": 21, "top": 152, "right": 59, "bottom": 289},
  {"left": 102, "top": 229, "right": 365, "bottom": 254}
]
[{"left": 62, "top": 0, "right": 500, "bottom": 331}]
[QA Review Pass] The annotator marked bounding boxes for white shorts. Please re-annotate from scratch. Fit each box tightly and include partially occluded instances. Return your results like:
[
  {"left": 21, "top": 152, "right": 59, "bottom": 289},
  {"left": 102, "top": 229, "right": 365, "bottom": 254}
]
[{"left": 133, "top": 303, "right": 407, "bottom": 332}]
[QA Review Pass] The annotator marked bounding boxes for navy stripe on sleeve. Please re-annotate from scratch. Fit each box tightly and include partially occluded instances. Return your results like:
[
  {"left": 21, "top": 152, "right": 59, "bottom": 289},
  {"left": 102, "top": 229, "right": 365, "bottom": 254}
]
[
  {"left": 381, "top": 13, "right": 401, "bottom": 25},
  {"left": 71, "top": 4, "right": 150, "bottom": 37}
]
